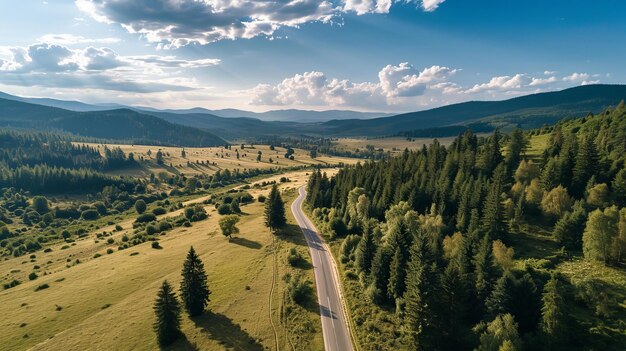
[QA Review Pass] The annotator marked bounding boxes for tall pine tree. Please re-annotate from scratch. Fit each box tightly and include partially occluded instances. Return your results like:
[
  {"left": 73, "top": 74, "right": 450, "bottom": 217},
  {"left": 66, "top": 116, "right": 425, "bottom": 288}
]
[
  {"left": 154, "top": 280, "right": 182, "bottom": 346},
  {"left": 180, "top": 246, "right": 211, "bottom": 316},
  {"left": 265, "top": 184, "right": 286, "bottom": 232}
]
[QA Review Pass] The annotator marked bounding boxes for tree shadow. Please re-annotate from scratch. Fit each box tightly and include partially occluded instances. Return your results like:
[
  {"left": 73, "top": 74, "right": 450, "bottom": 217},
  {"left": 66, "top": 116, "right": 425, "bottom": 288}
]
[
  {"left": 191, "top": 312, "right": 263, "bottom": 351},
  {"left": 229, "top": 237, "right": 263, "bottom": 249},
  {"left": 161, "top": 333, "right": 199, "bottom": 351},
  {"left": 276, "top": 223, "right": 309, "bottom": 248}
]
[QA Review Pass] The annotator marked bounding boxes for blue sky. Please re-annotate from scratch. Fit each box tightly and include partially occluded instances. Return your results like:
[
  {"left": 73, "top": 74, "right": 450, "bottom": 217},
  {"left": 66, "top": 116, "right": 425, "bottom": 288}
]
[{"left": 0, "top": 0, "right": 624, "bottom": 112}]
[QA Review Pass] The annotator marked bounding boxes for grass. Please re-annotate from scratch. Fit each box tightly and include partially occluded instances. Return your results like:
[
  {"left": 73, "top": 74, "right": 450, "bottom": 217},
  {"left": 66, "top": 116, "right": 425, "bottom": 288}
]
[
  {"left": 76, "top": 142, "right": 358, "bottom": 177},
  {"left": 0, "top": 170, "right": 325, "bottom": 350},
  {"left": 333, "top": 136, "right": 461, "bottom": 156}
]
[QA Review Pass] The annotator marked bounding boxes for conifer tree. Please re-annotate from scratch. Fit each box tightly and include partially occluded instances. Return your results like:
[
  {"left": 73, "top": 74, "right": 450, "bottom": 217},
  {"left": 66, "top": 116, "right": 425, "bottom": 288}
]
[
  {"left": 474, "top": 234, "right": 497, "bottom": 317},
  {"left": 403, "top": 235, "right": 441, "bottom": 350},
  {"left": 481, "top": 164, "right": 506, "bottom": 240},
  {"left": 354, "top": 221, "right": 377, "bottom": 275},
  {"left": 572, "top": 136, "right": 598, "bottom": 196},
  {"left": 180, "top": 246, "right": 211, "bottom": 316},
  {"left": 387, "top": 247, "right": 406, "bottom": 301},
  {"left": 553, "top": 203, "right": 586, "bottom": 250},
  {"left": 368, "top": 245, "right": 392, "bottom": 304},
  {"left": 485, "top": 272, "right": 515, "bottom": 319},
  {"left": 154, "top": 280, "right": 182, "bottom": 346},
  {"left": 541, "top": 274, "right": 567, "bottom": 346},
  {"left": 265, "top": 184, "right": 286, "bottom": 232}
]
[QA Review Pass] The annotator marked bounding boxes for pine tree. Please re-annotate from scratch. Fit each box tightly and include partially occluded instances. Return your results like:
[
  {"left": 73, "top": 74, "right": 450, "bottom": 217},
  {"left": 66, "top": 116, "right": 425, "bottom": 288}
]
[
  {"left": 403, "top": 235, "right": 441, "bottom": 350},
  {"left": 481, "top": 164, "right": 506, "bottom": 240},
  {"left": 387, "top": 247, "right": 406, "bottom": 301},
  {"left": 572, "top": 136, "right": 598, "bottom": 197},
  {"left": 553, "top": 203, "right": 586, "bottom": 250},
  {"left": 540, "top": 274, "right": 567, "bottom": 347},
  {"left": 505, "top": 128, "right": 527, "bottom": 176},
  {"left": 368, "top": 245, "right": 392, "bottom": 304},
  {"left": 153, "top": 280, "right": 182, "bottom": 346},
  {"left": 474, "top": 234, "right": 497, "bottom": 318},
  {"left": 354, "top": 221, "right": 377, "bottom": 275},
  {"left": 180, "top": 246, "right": 211, "bottom": 316},
  {"left": 485, "top": 272, "right": 515, "bottom": 319},
  {"left": 265, "top": 184, "right": 286, "bottom": 232}
]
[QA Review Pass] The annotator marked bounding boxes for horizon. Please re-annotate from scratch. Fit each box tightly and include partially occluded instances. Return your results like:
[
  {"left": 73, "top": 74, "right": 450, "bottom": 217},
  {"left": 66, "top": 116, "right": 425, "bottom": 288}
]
[{"left": 1, "top": 1, "right": 625, "bottom": 113}]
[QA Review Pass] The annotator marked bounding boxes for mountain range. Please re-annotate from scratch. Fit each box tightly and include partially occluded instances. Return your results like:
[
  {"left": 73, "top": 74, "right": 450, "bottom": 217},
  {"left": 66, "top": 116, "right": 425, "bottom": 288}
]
[{"left": 0, "top": 84, "right": 625, "bottom": 142}]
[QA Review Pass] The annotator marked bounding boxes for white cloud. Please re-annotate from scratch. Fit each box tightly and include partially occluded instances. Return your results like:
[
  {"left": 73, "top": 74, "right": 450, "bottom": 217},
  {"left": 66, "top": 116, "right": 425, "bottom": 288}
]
[
  {"left": 0, "top": 42, "right": 219, "bottom": 93},
  {"left": 37, "top": 33, "right": 121, "bottom": 45},
  {"left": 422, "top": 0, "right": 445, "bottom": 12},
  {"left": 76, "top": 0, "right": 444, "bottom": 48},
  {"left": 467, "top": 74, "right": 530, "bottom": 93},
  {"left": 530, "top": 76, "right": 557, "bottom": 86},
  {"left": 343, "top": 0, "right": 392, "bottom": 15},
  {"left": 250, "top": 63, "right": 457, "bottom": 108},
  {"left": 563, "top": 72, "right": 590, "bottom": 82}
]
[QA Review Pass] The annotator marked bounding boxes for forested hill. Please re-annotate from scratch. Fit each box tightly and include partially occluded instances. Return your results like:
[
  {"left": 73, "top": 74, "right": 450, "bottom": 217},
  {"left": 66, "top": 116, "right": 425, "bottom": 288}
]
[
  {"left": 319, "top": 84, "right": 626, "bottom": 136},
  {"left": 0, "top": 98, "right": 226, "bottom": 147},
  {"left": 306, "top": 102, "right": 626, "bottom": 350}
]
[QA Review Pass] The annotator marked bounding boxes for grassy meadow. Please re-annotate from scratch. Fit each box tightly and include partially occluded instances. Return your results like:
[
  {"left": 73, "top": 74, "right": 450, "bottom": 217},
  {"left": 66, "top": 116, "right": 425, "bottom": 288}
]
[{"left": 0, "top": 170, "right": 331, "bottom": 351}]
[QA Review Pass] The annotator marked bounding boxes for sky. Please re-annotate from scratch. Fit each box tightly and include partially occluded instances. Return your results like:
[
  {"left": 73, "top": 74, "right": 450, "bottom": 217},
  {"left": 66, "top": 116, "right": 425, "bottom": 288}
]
[{"left": 0, "top": 0, "right": 625, "bottom": 113}]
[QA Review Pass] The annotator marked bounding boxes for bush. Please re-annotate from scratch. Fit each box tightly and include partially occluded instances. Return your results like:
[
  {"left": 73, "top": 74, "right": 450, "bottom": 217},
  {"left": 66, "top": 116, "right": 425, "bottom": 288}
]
[
  {"left": 288, "top": 275, "right": 313, "bottom": 305},
  {"left": 287, "top": 248, "right": 307, "bottom": 267},
  {"left": 134, "top": 199, "right": 147, "bottom": 214},
  {"left": 152, "top": 207, "right": 167, "bottom": 215},
  {"left": 107, "top": 238, "right": 115, "bottom": 244},
  {"left": 115, "top": 224, "right": 123, "bottom": 231},
  {"left": 257, "top": 195, "right": 266, "bottom": 203},
  {"left": 151, "top": 241, "right": 161, "bottom": 249},
  {"left": 217, "top": 204, "right": 232, "bottom": 215},
  {"left": 81, "top": 209, "right": 100, "bottom": 221},
  {"left": 28, "top": 272, "right": 38, "bottom": 281},
  {"left": 146, "top": 224, "right": 159, "bottom": 235},
  {"left": 35, "top": 283, "right": 50, "bottom": 291},
  {"left": 106, "top": 248, "right": 114, "bottom": 254},
  {"left": 158, "top": 221, "right": 172, "bottom": 232},
  {"left": 3, "top": 279, "right": 20, "bottom": 290},
  {"left": 135, "top": 213, "right": 157, "bottom": 223},
  {"left": 93, "top": 253, "right": 102, "bottom": 258}
]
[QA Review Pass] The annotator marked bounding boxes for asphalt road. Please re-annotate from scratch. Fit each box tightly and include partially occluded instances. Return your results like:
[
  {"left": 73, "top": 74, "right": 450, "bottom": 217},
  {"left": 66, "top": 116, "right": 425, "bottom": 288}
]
[{"left": 291, "top": 187, "right": 354, "bottom": 351}]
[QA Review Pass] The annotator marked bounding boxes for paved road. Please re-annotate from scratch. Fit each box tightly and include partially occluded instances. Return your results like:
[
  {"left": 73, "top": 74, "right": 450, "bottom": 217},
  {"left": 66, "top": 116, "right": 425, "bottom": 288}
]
[{"left": 291, "top": 187, "right": 354, "bottom": 351}]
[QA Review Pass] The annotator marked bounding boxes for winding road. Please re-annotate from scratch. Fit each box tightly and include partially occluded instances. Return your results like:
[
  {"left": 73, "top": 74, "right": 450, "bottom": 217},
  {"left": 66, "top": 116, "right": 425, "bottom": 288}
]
[{"left": 291, "top": 187, "right": 354, "bottom": 351}]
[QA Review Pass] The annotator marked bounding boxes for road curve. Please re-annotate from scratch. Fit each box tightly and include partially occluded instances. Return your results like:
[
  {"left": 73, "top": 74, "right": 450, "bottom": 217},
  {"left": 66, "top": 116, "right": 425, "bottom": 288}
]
[{"left": 291, "top": 187, "right": 354, "bottom": 351}]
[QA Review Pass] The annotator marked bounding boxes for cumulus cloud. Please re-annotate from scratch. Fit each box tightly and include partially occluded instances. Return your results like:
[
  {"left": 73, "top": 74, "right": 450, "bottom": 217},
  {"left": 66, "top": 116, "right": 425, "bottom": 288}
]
[
  {"left": 250, "top": 63, "right": 456, "bottom": 108},
  {"left": 251, "top": 67, "right": 602, "bottom": 110},
  {"left": 467, "top": 74, "right": 530, "bottom": 93},
  {"left": 422, "top": 0, "right": 445, "bottom": 12},
  {"left": 76, "top": 0, "right": 444, "bottom": 48},
  {"left": 0, "top": 42, "right": 218, "bottom": 92},
  {"left": 563, "top": 72, "right": 590, "bottom": 82}
]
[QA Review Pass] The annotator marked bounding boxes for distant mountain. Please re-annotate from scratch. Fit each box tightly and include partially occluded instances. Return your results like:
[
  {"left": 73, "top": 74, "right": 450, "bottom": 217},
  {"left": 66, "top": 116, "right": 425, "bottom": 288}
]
[
  {"left": 0, "top": 98, "right": 226, "bottom": 147},
  {"left": 0, "top": 92, "right": 115, "bottom": 112},
  {"left": 136, "top": 107, "right": 393, "bottom": 122},
  {"left": 318, "top": 84, "right": 626, "bottom": 136},
  {"left": 1, "top": 84, "right": 624, "bottom": 141},
  {"left": 0, "top": 91, "right": 392, "bottom": 122}
]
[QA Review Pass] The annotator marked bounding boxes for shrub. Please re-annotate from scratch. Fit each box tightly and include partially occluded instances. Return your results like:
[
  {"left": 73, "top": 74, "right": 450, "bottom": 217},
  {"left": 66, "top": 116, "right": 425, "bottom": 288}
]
[
  {"left": 158, "top": 221, "right": 172, "bottom": 232},
  {"left": 115, "top": 224, "right": 123, "bottom": 231},
  {"left": 106, "top": 248, "right": 114, "bottom": 254},
  {"left": 135, "top": 213, "right": 157, "bottom": 223},
  {"left": 257, "top": 195, "right": 266, "bottom": 203},
  {"left": 217, "top": 204, "right": 232, "bottom": 215},
  {"left": 287, "top": 248, "right": 307, "bottom": 267},
  {"left": 3, "top": 279, "right": 20, "bottom": 290},
  {"left": 35, "top": 283, "right": 50, "bottom": 291},
  {"left": 134, "top": 199, "right": 147, "bottom": 214},
  {"left": 107, "top": 238, "right": 115, "bottom": 244},
  {"left": 28, "top": 272, "right": 38, "bottom": 281},
  {"left": 288, "top": 275, "right": 313, "bottom": 305},
  {"left": 152, "top": 207, "right": 167, "bottom": 215},
  {"left": 81, "top": 209, "right": 100, "bottom": 221},
  {"left": 93, "top": 253, "right": 102, "bottom": 258},
  {"left": 151, "top": 241, "right": 161, "bottom": 249}
]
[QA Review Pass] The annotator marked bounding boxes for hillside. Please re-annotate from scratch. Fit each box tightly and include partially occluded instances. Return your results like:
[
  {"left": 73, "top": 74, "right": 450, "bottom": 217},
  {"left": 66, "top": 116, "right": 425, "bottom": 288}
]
[
  {"left": 306, "top": 103, "right": 626, "bottom": 350},
  {"left": 319, "top": 84, "right": 626, "bottom": 136},
  {"left": 0, "top": 98, "right": 226, "bottom": 147}
]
